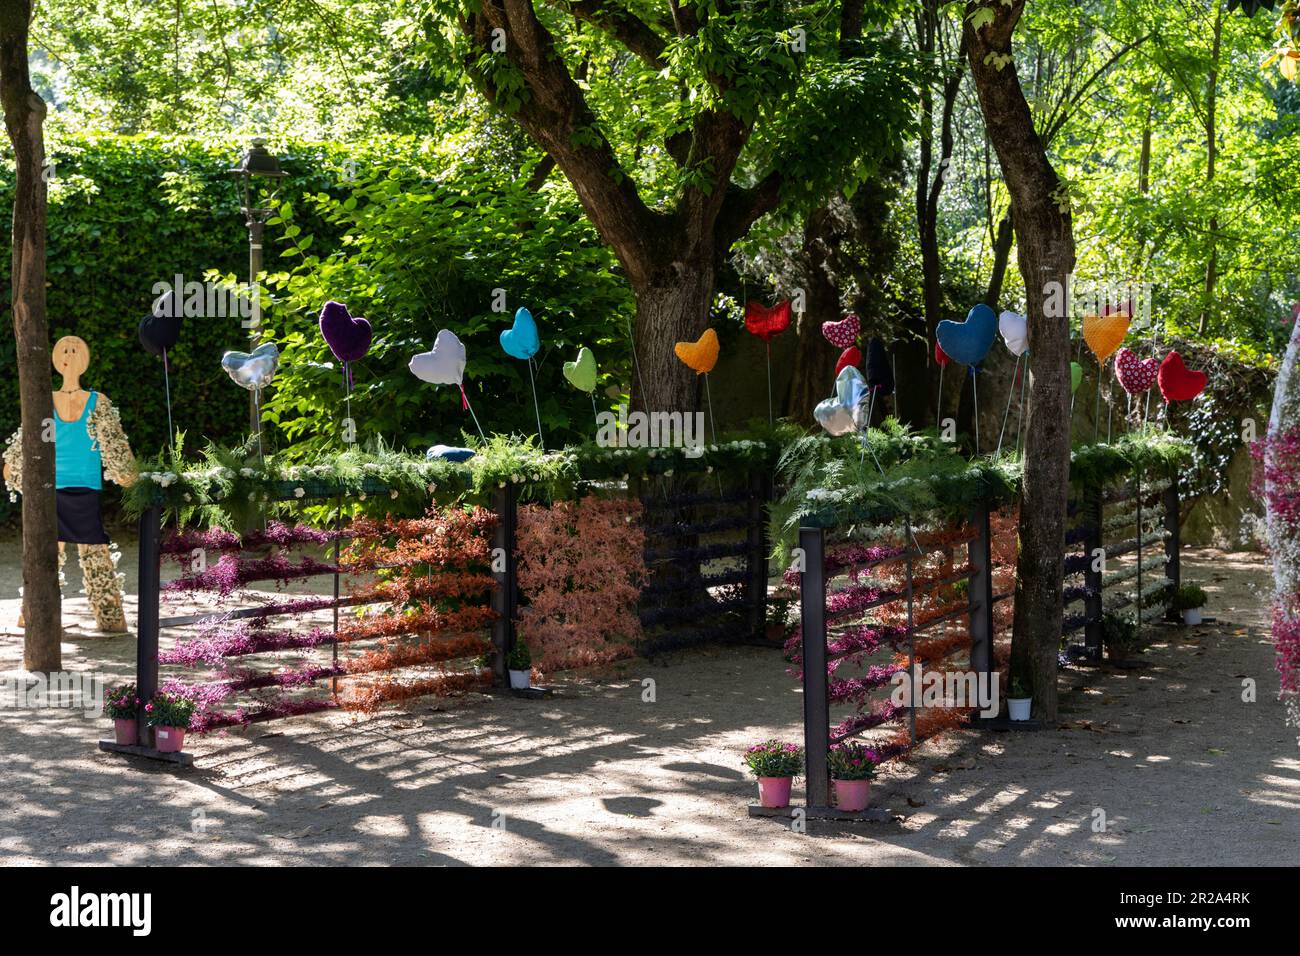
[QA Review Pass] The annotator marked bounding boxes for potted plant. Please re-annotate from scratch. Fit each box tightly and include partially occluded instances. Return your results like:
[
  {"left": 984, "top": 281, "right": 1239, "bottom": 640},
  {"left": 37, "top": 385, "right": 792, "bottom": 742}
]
[
  {"left": 765, "top": 587, "right": 797, "bottom": 643},
  {"left": 827, "top": 741, "right": 877, "bottom": 812},
  {"left": 506, "top": 641, "right": 532, "bottom": 689},
  {"left": 1006, "top": 677, "right": 1032, "bottom": 722},
  {"left": 743, "top": 739, "right": 803, "bottom": 809},
  {"left": 1172, "top": 583, "right": 1208, "bottom": 626},
  {"left": 104, "top": 683, "right": 141, "bottom": 746},
  {"left": 1102, "top": 612, "right": 1141, "bottom": 663},
  {"left": 145, "top": 690, "right": 196, "bottom": 753},
  {"left": 473, "top": 649, "right": 494, "bottom": 677}
]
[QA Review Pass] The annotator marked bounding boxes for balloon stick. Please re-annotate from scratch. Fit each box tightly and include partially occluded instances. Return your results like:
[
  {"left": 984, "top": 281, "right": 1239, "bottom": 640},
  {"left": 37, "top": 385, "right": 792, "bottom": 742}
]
[
  {"left": 459, "top": 385, "right": 487, "bottom": 442},
  {"left": 1015, "top": 355, "right": 1029, "bottom": 454},
  {"left": 996, "top": 354, "right": 1021, "bottom": 458},
  {"left": 162, "top": 348, "right": 174, "bottom": 454},
  {"left": 937, "top": 362, "right": 945, "bottom": 424},
  {"left": 765, "top": 343, "right": 773, "bottom": 426},
  {"left": 971, "top": 368, "right": 980, "bottom": 456},
  {"left": 527, "top": 357, "right": 545, "bottom": 450},
  {"left": 703, "top": 373, "right": 717, "bottom": 445}
]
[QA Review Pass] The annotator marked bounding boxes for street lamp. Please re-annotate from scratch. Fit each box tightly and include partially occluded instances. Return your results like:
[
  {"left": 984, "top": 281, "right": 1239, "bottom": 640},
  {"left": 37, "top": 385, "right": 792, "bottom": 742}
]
[{"left": 229, "top": 137, "right": 286, "bottom": 438}]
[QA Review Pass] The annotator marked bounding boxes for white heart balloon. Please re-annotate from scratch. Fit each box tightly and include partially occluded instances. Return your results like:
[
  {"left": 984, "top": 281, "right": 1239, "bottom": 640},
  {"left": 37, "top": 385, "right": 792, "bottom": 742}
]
[
  {"left": 221, "top": 342, "right": 280, "bottom": 391},
  {"left": 998, "top": 310, "right": 1029, "bottom": 357},
  {"left": 813, "top": 366, "right": 868, "bottom": 436},
  {"left": 409, "top": 329, "right": 466, "bottom": 386}
]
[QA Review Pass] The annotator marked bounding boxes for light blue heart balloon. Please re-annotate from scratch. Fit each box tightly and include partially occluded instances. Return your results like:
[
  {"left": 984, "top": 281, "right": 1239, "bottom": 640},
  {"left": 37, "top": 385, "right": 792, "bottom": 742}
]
[
  {"left": 499, "top": 307, "right": 540, "bottom": 360},
  {"left": 936, "top": 303, "right": 997, "bottom": 367}
]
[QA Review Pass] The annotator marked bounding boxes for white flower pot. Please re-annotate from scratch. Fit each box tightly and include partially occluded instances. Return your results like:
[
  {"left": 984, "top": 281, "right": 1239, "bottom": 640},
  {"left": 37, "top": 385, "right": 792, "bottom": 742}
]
[
  {"left": 1008, "top": 697, "right": 1032, "bottom": 721},
  {"left": 508, "top": 669, "right": 531, "bottom": 689},
  {"left": 1182, "top": 608, "right": 1202, "bottom": 626}
]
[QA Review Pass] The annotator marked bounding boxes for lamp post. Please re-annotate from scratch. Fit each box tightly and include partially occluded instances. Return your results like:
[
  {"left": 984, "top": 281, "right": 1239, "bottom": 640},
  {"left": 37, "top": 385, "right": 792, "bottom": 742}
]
[{"left": 229, "top": 138, "right": 286, "bottom": 438}]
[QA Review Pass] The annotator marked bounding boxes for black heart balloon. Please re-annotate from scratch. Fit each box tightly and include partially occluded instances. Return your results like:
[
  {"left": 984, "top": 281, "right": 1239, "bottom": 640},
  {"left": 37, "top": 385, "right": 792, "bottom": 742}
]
[
  {"left": 865, "top": 337, "right": 894, "bottom": 395},
  {"left": 138, "top": 291, "right": 182, "bottom": 356}
]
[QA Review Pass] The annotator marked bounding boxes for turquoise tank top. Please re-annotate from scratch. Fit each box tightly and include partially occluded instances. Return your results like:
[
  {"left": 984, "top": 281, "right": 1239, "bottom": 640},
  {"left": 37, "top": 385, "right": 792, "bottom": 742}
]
[{"left": 55, "top": 391, "right": 101, "bottom": 490}]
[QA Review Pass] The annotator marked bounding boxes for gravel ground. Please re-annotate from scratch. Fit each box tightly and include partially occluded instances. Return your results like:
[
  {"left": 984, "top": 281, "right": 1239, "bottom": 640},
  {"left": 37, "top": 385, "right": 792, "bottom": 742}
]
[{"left": 0, "top": 536, "right": 1295, "bottom": 866}]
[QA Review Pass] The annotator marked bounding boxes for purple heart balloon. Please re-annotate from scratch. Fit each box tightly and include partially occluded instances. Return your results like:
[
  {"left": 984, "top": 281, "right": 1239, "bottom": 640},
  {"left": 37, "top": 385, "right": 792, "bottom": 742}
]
[{"left": 318, "top": 300, "right": 373, "bottom": 363}]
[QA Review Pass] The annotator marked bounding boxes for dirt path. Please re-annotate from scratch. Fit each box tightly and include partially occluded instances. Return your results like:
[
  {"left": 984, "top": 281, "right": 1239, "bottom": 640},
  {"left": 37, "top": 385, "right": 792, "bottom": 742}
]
[{"left": 0, "top": 540, "right": 1295, "bottom": 866}]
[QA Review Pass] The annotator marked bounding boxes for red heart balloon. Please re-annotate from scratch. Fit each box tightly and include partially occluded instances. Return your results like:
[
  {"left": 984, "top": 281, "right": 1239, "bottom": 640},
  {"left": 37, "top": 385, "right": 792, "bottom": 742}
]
[
  {"left": 822, "top": 313, "right": 860, "bottom": 349},
  {"left": 934, "top": 341, "right": 951, "bottom": 367},
  {"left": 1115, "top": 347, "right": 1159, "bottom": 395},
  {"left": 833, "top": 346, "right": 862, "bottom": 378},
  {"left": 745, "top": 300, "right": 792, "bottom": 342},
  {"left": 1157, "top": 351, "right": 1207, "bottom": 403}
]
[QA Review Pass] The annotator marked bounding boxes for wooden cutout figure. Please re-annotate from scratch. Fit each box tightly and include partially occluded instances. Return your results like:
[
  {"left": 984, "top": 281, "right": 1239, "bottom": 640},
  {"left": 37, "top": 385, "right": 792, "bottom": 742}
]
[{"left": 3, "top": 335, "right": 137, "bottom": 633}]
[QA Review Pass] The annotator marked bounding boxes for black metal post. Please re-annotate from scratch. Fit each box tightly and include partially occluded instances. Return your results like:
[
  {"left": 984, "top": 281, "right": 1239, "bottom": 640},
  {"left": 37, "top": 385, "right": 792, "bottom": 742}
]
[
  {"left": 1135, "top": 474, "right": 1143, "bottom": 620},
  {"left": 746, "top": 469, "right": 772, "bottom": 638},
  {"left": 135, "top": 506, "right": 162, "bottom": 747},
  {"left": 798, "top": 526, "right": 829, "bottom": 809},
  {"left": 490, "top": 485, "right": 518, "bottom": 684},
  {"left": 967, "top": 504, "right": 995, "bottom": 683},
  {"left": 1083, "top": 485, "right": 1104, "bottom": 661}
]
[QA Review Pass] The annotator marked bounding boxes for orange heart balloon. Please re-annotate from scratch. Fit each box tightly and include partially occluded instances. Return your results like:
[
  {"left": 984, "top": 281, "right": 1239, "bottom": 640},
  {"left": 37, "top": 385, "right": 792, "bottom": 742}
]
[
  {"left": 1082, "top": 313, "right": 1130, "bottom": 364},
  {"left": 674, "top": 328, "right": 720, "bottom": 375}
]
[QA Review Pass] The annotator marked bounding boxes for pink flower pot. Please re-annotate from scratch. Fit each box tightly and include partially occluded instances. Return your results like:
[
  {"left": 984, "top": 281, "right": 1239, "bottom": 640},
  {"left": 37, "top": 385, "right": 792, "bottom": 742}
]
[
  {"left": 153, "top": 726, "right": 186, "bottom": 753},
  {"left": 757, "top": 776, "right": 793, "bottom": 809},
  {"left": 113, "top": 718, "right": 138, "bottom": 747},
  {"left": 834, "top": 778, "right": 871, "bottom": 812}
]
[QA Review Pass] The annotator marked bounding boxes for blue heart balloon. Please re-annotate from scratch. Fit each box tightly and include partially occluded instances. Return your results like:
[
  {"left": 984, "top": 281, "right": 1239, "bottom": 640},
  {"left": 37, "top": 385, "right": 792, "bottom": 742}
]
[
  {"left": 936, "top": 303, "right": 998, "bottom": 367},
  {"left": 426, "top": 444, "right": 476, "bottom": 463},
  {"left": 499, "top": 307, "right": 540, "bottom": 360}
]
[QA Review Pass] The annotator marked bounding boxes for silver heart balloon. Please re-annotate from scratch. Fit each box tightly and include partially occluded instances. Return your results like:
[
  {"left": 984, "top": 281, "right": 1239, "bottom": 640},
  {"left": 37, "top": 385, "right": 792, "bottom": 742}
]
[
  {"left": 409, "top": 329, "right": 466, "bottom": 386},
  {"left": 813, "top": 366, "right": 868, "bottom": 436},
  {"left": 221, "top": 342, "right": 280, "bottom": 391}
]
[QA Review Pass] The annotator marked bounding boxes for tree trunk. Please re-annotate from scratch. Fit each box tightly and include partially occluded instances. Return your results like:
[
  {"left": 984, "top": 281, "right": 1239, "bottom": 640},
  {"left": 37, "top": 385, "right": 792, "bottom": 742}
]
[
  {"left": 1199, "top": 1, "right": 1224, "bottom": 335},
  {"left": 630, "top": 254, "right": 715, "bottom": 418},
  {"left": 0, "top": 0, "right": 59, "bottom": 672},
  {"left": 784, "top": 208, "right": 842, "bottom": 427},
  {"left": 966, "top": 0, "right": 1075, "bottom": 722}
]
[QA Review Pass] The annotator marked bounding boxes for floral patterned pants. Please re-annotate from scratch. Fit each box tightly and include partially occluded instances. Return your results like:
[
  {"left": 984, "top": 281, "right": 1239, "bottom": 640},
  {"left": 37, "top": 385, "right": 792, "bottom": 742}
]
[{"left": 60, "top": 542, "right": 128, "bottom": 633}]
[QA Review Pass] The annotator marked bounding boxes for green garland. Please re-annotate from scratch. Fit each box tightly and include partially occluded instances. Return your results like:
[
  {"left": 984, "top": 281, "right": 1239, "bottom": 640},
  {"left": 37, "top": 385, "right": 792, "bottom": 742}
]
[{"left": 124, "top": 428, "right": 796, "bottom": 528}]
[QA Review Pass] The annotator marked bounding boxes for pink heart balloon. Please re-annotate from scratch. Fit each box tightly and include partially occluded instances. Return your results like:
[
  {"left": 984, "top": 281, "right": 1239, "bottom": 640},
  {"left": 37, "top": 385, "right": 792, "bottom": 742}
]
[
  {"left": 822, "top": 314, "right": 860, "bottom": 349},
  {"left": 1114, "top": 347, "right": 1159, "bottom": 395}
]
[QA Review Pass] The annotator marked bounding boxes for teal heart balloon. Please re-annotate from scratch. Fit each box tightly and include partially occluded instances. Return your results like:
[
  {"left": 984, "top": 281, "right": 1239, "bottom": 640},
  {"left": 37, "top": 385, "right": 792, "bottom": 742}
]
[
  {"left": 563, "top": 347, "right": 597, "bottom": 392},
  {"left": 936, "top": 304, "right": 997, "bottom": 366},
  {"left": 499, "top": 307, "right": 540, "bottom": 360}
]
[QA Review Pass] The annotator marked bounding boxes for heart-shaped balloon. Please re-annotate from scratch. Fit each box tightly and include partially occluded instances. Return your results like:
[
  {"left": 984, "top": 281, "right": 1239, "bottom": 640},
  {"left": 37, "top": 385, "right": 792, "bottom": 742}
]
[
  {"left": 934, "top": 341, "right": 951, "bottom": 367},
  {"left": 1071, "top": 362, "right": 1083, "bottom": 394},
  {"left": 813, "top": 366, "right": 868, "bottom": 437},
  {"left": 499, "top": 306, "right": 540, "bottom": 360},
  {"left": 1158, "top": 351, "right": 1207, "bottom": 402},
  {"left": 822, "top": 314, "right": 860, "bottom": 349},
  {"left": 998, "top": 310, "right": 1029, "bottom": 357},
  {"left": 745, "top": 300, "right": 792, "bottom": 342},
  {"left": 674, "top": 328, "right": 720, "bottom": 375},
  {"left": 865, "top": 338, "right": 894, "bottom": 395},
  {"left": 318, "top": 300, "right": 372, "bottom": 363},
  {"left": 221, "top": 342, "right": 279, "bottom": 392},
  {"left": 409, "top": 329, "right": 466, "bottom": 386},
  {"left": 138, "top": 289, "right": 182, "bottom": 357},
  {"left": 834, "top": 346, "right": 862, "bottom": 379},
  {"left": 1114, "top": 348, "right": 1159, "bottom": 395},
  {"left": 562, "top": 346, "right": 598, "bottom": 392},
  {"left": 936, "top": 304, "right": 997, "bottom": 366},
  {"left": 426, "top": 444, "right": 476, "bottom": 463},
  {"left": 1082, "top": 313, "right": 1129, "bottom": 364}
]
